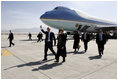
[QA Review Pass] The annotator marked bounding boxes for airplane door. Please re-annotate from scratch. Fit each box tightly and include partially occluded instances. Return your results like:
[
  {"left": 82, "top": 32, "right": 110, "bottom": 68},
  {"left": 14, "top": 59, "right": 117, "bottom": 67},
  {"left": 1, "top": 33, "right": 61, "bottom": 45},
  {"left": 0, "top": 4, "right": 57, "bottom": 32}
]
[
  {"left": 75, "top": 24, "right": 82, "bottom": 30},
  {"left": 80, "top": 25, "right": 90, "bottom": 31}
]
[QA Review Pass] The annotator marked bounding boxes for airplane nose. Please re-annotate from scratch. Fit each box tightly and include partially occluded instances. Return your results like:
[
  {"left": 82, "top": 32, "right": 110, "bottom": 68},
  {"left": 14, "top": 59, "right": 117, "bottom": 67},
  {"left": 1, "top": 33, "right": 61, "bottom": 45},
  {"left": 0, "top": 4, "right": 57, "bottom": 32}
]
[
  {"left": 40, "top": 11, "right": 50, "bottom": 19},
  {"left": 40, "top": 13, "right": 45, "bottom": 19},
  {"left": 40, "top": 14, "right": 43, "bottom": 19}
]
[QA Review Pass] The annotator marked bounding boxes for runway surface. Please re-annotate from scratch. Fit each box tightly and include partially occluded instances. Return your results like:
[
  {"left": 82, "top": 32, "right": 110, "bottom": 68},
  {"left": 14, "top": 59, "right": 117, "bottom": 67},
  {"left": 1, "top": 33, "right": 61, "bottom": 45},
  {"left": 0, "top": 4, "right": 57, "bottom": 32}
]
[{"left": 1, "top": 34, "right": 117, "bottom": 79}]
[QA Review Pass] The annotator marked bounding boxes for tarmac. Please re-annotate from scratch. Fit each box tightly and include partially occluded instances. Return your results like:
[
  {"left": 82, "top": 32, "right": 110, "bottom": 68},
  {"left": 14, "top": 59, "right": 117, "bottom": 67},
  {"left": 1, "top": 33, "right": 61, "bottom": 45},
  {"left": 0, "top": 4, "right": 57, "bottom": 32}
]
[{"left": 1, "top": 34, "right": 117, "bottom": 79}]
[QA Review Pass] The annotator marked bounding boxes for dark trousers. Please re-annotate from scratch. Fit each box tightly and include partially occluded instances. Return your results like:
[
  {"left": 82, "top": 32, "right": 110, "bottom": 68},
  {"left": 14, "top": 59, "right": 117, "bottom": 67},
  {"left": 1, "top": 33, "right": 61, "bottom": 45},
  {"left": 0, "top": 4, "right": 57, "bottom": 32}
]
[
  {"left": 9, "top": 39, "right": 14, "bottom": 47},
  {"left": 56, "top": 54, "right": 65, "bottom": 62},
  {"left": 97, "top": 41, "right": 104, "bottom": 56},
  {"left": 29, "top": 37, "right": 32, "bottom": 40},
  {"left": 44, "top": 42, "right": 56, "bottom": 59},
  {"left": 84, "top": 40, "right": 88, "bottom": 51},
  {"left": 37, "top": 37, "right": 42, "bottom": 42},
  {"left": 56, "top": 46, "right": 66, "bottom": 62},
  {"left": 37, "top": 38, "right": 40, "bottom": 42}
]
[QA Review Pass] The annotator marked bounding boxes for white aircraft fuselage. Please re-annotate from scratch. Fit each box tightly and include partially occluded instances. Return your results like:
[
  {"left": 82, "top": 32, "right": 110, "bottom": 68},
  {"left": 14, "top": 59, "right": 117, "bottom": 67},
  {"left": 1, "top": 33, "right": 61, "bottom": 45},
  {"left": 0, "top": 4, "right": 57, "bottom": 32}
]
[{"left": 40, "top": 6, "right": 117, "bottom": 33}]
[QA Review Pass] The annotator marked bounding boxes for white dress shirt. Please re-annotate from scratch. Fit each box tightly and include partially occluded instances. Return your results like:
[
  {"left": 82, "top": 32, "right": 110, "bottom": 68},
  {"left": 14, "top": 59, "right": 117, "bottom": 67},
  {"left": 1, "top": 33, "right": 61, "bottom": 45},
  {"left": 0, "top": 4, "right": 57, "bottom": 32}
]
[
  {"left": 84, "top": 33, "right": 87, "bottom": 40},
  {"left": 48, "top": 32, "right": 50, "bottom": 42}
]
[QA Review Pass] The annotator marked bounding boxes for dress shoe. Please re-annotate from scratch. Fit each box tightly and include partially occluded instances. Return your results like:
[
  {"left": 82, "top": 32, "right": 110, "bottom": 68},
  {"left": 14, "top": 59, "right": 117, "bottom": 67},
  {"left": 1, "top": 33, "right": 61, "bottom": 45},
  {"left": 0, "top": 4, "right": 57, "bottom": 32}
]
[
  {"left": 62, "top": 60, "right": 65, "bottom": 63},
  {"left": 54, "top": 61, "right": 59, "bottom": 63},
  {"left": 102, "top": 51, "right": 104, "bottom": 55},
  {"left": 99, "top": 54, "right": 102, "bottom": 57},
  {"left": 13, "top": 44, "right": 15, "bottom": 46},
  {"left": 42, "top": 59, "right": 47, "bottom": 61}
]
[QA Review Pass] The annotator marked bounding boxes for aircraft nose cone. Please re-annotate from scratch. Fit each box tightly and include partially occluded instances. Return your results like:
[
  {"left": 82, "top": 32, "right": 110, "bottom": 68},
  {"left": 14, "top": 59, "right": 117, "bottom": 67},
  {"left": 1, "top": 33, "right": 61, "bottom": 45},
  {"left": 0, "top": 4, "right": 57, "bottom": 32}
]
[
  {"left": 40, "top": 14, "right": 45, "bottom": 19},
  {"left": 40, "top": 11, "right": 51, "bottom": 19}
]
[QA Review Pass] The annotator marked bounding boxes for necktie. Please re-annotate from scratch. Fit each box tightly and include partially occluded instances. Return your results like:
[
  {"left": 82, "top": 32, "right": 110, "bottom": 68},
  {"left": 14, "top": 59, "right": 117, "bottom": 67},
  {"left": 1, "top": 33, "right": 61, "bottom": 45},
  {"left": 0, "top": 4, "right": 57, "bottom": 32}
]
[{"left": 100, "top": 34, "right": 102, "bottom": 41}]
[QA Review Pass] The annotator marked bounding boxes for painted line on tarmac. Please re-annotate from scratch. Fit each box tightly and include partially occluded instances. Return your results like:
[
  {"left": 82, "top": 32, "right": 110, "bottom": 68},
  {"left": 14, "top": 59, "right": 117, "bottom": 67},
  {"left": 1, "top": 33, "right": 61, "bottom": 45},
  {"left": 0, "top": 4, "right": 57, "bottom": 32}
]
[
  {"left": 1, "top": 49, "right": 13, "bottom": 56},
  {"left": 1, "top": 49, "right": 51, "bottom": 78},
  {"left": 1, "top": 49, "right": 51, "bottom": 79}
]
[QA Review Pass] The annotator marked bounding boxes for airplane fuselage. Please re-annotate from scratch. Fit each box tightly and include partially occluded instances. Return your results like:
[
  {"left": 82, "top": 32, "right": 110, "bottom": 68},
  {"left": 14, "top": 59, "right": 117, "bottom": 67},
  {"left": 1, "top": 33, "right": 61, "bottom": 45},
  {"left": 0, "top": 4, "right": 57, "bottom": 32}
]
[{"left": 40, "top": 6, "right": 117, "bottom": 33}]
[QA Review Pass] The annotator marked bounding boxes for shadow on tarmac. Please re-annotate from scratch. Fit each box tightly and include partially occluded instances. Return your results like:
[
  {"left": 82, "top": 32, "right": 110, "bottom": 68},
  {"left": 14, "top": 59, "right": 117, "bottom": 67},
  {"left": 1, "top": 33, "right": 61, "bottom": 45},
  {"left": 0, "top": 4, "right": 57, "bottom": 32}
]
[
  {"left": 1, "top": 46, "right": 9, "bottom": 48},
  {"left": 67, "top": 50, "right": 85, "bottom": 54},
  {"left": 88, "top": 55, "right": 102, "bottom": 60},
  {"left": 48, "top": 53, "right": 54, "bottom": 56},
  {"left": 20, "top": 39, "right": 44, "bottom": 43},
  {"left": 4, "top": 59, "right": 55, "bottom": 70},
  {"left": 20, "top": 39, "right": 38, "bottom": 41},
  {"left": 48, "top": 51, "right": 86, "bottom": 56},
  {"left": 32, "top": 62, "right": 63, "bottom": 71}
]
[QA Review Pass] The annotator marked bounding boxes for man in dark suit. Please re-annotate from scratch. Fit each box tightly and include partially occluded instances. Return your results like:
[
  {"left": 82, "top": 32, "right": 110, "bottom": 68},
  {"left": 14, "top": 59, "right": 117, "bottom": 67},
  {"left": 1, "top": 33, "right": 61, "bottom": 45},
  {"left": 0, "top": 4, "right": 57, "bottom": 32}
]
[
  {"left": 81, "top": 31, "right": 90, "bottom": 52},
  {"left": 37, "top": 32, "right": 43, "bottom": 42},
  {"left": 40, "top": 25, "right": 56, "bottom": 61},
  {"left": 96, "top": 29, "right": 107, "bottom": 56},
  {"left": 8, "top": 30, "right": 15, "bottom": 47},
  {"left": 28, "top": 32, "right": 32, "bottom": 40}
]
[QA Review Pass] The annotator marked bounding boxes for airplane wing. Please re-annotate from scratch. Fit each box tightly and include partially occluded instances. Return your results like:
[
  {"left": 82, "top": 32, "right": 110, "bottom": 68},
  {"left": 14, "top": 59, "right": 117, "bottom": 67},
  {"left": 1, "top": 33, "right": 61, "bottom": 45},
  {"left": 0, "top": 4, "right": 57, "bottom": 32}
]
[{"left": 94, "top": 25, "right": 117, "bottom": 31}]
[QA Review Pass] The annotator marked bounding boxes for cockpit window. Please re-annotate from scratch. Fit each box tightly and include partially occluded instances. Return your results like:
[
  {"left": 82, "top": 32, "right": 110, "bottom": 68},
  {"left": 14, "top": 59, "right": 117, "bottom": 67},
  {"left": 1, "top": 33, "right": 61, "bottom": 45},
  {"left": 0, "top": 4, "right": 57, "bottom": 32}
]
[
  {"left": 54, "top": 6, "right": 70, "bottom": 10},
  {"left": 55, "top": 7, "right": 59, "bottom": 10}
]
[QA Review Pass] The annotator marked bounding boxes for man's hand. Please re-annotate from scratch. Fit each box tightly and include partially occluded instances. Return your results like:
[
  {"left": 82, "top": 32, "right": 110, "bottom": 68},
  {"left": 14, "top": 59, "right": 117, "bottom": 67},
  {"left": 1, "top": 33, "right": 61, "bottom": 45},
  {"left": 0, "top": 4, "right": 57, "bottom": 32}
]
[{"left": 40, "top": 25, "right": 42, "bottom": 29}]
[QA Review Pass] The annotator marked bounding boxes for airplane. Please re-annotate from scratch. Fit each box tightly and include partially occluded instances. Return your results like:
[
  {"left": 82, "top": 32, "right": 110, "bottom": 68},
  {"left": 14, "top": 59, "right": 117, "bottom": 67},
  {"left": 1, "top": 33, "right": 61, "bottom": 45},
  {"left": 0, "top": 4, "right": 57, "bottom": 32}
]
[{"left": 40, "top": 6, "right": 117, "bottom": 34}]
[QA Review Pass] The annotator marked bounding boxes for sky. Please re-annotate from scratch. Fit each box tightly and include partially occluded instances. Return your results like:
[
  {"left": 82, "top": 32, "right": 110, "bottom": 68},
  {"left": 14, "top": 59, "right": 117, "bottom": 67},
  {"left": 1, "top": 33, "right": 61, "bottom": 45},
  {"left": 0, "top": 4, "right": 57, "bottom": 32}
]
[{"left": 1, "top": 1, "right": 117, "bottom": 31}]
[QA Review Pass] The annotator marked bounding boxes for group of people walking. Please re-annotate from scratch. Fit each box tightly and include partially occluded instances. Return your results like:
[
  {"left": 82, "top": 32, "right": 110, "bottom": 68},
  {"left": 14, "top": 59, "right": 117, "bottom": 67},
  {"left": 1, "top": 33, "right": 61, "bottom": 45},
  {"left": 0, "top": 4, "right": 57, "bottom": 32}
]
[
  {"left": 73, "top": 29, "right": 107, "bottom": 56},
  {"left": 73, "top": 30, "right": 90, "bottom": 52},
  {"left": 8, "top": 25, "right": 108, "bottom": 63},
  {"left": 28, "top": 32, "right": 43, "bottom": 42},
  {"left": 39, "top": 25, "right": 107, "bottom": 63}
]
